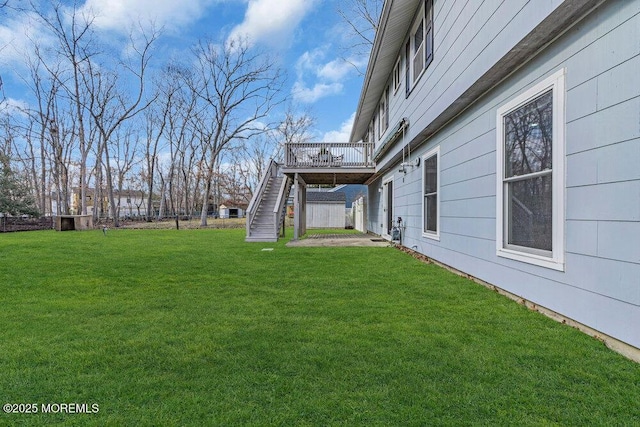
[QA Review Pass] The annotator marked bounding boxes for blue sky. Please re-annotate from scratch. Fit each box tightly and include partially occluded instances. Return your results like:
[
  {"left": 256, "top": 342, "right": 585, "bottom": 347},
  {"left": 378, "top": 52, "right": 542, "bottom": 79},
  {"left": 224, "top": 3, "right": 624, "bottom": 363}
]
[{"left": 0, "top": 0, "right": 369, "bottom": 142}]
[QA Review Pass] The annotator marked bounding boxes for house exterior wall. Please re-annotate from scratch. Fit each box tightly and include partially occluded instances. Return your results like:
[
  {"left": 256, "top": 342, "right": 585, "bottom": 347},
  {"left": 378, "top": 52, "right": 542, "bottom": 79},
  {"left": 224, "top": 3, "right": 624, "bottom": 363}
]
[
  {"left": 115, "top": 195, "right": 148, "bottom": 218},
  {"left": 366, "top": 1, "right": 640, "bottom": 349},
  {"left": 377, "top": 0, "right": 573, "bottom": 166}
]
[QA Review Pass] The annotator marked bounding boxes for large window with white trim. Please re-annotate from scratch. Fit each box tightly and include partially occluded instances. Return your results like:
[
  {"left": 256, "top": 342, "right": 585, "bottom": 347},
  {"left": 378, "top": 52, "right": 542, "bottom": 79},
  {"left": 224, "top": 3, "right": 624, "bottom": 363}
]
[
  {"left": 422, "top": 146, "right": 439, "bottom": 239},
  {"left": 496, "top": 69, "right": 565, "bottom": 270}
]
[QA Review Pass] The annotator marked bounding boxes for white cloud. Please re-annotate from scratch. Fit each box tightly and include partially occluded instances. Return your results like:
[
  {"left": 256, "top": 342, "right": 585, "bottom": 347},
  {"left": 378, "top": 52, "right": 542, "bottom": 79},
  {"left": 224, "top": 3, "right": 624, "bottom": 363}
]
[
  {"left": 0, "top": 12, "right": 49, "bottom": 71},
  {"left": 227, "top": 0, "right": 317, "bottom": 48},
  {"left": 292, "top": 81, "right": 343, "bottom": 104},
  {"left": 322, "top": 112, "right": 355, "bottom": 142},
  {"left": 0, "top": 98, "right": 30, "bottom": 116},
  {"left": 292, "top": 47, "right": 360, "bottom": 104},
  {"left": 80, "top": 0, "right": 217, "bottom": 34},
  {"left": 317, "top": 58, "right": 353, "bottom": 82}
]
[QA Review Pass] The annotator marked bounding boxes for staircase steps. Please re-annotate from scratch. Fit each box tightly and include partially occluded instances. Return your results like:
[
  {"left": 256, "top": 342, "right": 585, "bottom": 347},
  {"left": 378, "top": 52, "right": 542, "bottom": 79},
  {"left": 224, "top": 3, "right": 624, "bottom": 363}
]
[{"left": 246, "top": 174, "right": 289, "bottom": 242}]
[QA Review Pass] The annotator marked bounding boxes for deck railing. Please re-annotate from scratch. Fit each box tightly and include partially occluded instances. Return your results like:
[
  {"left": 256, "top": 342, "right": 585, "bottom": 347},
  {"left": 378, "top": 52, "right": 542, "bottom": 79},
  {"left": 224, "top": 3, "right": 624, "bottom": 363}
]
[{"left": 284, "top": 142, "right": 375, "bottom": 168}]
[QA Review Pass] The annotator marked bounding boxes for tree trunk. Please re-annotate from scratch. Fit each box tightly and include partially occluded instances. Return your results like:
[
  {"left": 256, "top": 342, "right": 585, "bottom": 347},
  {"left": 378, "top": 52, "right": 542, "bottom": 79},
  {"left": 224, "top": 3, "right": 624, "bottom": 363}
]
[
  {"left": 200, "top": 178, "right": 211, "bottom": 226},
  {"left": 103, "top": 141, "right": 119, "bottom": 227}
]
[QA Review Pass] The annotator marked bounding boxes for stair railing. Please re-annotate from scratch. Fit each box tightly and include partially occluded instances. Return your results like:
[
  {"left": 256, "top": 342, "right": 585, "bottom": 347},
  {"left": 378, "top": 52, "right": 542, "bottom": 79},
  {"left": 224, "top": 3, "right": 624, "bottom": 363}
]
[
  {"left": 273, "top": 175, "right": 292, "bottom": 237},
  {"left": 246, "top": 159, "right": 279, "bottom": 238}
]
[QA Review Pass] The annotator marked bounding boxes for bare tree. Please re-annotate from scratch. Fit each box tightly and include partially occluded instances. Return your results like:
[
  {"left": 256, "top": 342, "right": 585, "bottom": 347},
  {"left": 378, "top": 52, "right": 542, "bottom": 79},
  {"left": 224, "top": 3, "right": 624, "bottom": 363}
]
[
  {"left": 338, "top": 0, "right": 383, "bottom": 75},
  {"left": 34, "top": 1, "right": 100, "bottom": 216},
  {"left": 240, "top": 106, "right": 315, "bottom": 195},
  {"left": 142, "top": 96, "right": 168, "bottom": 221},
  {"left": 186, "top": 37, "right": 285, "bottom": 226},
  {"left": 83, "top": 27, "right": 158, "bottom": 227},
  {"left": 112, "top": 128, "right": 141, "bottom": 218},
  {"left": 19, "top": 52, "right": 76, "bottom": 215},
  {"left": 276, "top": 106, "right": 315, "bottom": 149}
]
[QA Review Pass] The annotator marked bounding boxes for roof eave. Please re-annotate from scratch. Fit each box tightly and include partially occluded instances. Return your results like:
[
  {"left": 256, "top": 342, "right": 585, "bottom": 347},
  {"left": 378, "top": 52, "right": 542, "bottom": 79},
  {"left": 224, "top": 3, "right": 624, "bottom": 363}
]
[{"left": 349, "top": 0, "right": 421, "bottom": 142}]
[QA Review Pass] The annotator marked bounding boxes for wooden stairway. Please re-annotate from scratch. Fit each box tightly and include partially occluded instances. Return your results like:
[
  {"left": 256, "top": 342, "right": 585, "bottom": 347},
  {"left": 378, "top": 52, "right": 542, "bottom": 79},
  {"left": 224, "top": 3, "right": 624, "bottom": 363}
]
[{"left": 246, "top": 161, "right": 291, "bottom": 242}]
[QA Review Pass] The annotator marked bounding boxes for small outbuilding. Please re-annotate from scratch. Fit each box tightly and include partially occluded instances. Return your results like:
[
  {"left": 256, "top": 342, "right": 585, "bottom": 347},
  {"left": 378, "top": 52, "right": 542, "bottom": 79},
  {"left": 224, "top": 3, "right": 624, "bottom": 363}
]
[
  {"left": 219, "top": 204, "right": 244, "bottom": 219},
  {"left": 306, "top": 191, "right": 346, "bottom": 229},
  {"left": 55, "top": 215, "right": 94, "bottom": 231}
]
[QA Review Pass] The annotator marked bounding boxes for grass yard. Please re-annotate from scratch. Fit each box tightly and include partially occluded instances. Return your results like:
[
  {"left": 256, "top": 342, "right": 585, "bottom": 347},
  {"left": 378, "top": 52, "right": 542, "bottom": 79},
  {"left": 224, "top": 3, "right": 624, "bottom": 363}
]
[{"left": 1, "top": 228, "right": 639, "bottom": 426}]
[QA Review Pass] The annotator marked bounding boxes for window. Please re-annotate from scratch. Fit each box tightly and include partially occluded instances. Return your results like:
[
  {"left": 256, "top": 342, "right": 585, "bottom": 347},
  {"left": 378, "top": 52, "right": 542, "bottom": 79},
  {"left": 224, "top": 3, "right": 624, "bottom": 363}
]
[
  {"left": 422, "top": 146, "right": 439, "bottom": 239},
  {"left": 405, "top": 40, "right": 411, "bottom": 96},
  {"left": 368, "top": 119, "right": 375, "bottom": 143},
  {"left": 372, "top": 114, "right": 378, "bottom": 142},
  {"left": 393, "top": 57, "right": 401, "bottom": 93},
  {"left": 412, "top": 19, "right": 424, "bottom": 80},
  {"left": 496, "top": 69, "right": 565, "bottom": 270},
  {"left": 406, "top": 0, "right": 434, "bottom": 95},
  {"left": 425, "top": 0, "right": 434, "bottom": 68},
  {"left": 379, "top": 86, "right": 389, "bottom": 136}
]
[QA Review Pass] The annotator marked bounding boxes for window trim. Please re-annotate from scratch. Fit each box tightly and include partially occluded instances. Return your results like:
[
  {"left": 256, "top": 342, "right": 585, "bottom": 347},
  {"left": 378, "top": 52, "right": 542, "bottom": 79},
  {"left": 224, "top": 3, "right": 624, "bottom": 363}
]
[
  {"left": 422, "top": 146, "right": 440, "bottom": 241},
  {"left": 495, "top": 69, "right": 565, "bottom": 271}
]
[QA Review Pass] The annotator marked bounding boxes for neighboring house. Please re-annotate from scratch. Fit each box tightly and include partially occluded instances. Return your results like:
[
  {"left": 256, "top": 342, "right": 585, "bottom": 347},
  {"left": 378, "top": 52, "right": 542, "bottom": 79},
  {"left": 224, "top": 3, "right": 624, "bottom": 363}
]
[
  {"left": 306, "top": 191, "right": 347, "bottom": 228},
  {"left": 114, "top": 190, "right": 147, "bottom": 218},
  {"left": 248, "top": 0, "right": 640, "bottom": 356},
  {"left": 68, "top": 188, "right": 148, "bottom": 218},
  {"left": 348, "top": 1, "right": 640, "bottom": 354}
]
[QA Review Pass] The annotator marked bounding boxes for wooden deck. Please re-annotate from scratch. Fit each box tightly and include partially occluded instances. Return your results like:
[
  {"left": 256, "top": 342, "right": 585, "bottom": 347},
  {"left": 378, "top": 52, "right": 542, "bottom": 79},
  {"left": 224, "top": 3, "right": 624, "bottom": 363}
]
[{"left": 282, "top": 142, "right": 376, "bottom": 185}]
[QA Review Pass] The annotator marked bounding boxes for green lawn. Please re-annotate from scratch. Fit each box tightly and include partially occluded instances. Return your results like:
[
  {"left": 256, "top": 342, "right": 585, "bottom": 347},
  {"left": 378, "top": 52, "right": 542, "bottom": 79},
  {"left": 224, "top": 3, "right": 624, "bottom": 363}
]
[{"left": 1, "top": 228, "right": 639, "bottom": 426}]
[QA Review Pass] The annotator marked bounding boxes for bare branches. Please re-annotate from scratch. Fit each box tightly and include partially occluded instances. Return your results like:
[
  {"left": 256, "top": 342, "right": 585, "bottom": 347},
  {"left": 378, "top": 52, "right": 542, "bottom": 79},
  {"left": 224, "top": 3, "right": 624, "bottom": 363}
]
[
  {"left": 4, "top": 4, "right": 291, "bottom": 224},
  {"left": 185, "top": 36, "right": 285, "bottom": 225},
  {"left": 337, "top": 0, "right": 383, "bottom": 75}
]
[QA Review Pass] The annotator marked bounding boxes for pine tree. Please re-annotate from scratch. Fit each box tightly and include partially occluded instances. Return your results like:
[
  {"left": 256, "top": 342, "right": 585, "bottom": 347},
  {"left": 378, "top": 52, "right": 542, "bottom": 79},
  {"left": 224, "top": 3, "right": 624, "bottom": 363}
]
[{"left": 0, "top": 155, "right": 39, "bottom": 217}]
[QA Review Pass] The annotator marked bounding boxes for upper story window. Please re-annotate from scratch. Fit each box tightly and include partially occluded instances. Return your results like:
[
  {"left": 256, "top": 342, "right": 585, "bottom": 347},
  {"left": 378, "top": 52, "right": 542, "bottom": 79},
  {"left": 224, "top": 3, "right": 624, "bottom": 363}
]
[
  {"left": 393, "top": 57, "right": 401, "bottom": 93},
  {"left": 496, "top": 69, "right": 565, "bottom": 271},
  {"left": 406, "top": 0, "right": 434, "bottom": 96},
  {"left": 413, "top": 19, "right": 425, "bottom": 80},
  {"left": 372, "top": 114, "right": 378, "bottom": 142},
  {"left": 379, "top": 86, "right": 389, "bottom": 136}
]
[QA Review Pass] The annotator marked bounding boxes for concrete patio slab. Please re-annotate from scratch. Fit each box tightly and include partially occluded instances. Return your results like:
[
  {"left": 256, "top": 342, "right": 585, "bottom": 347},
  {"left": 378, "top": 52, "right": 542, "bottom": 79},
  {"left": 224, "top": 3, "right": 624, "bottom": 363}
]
[{"left": 286, "top": 233, "right": 392, "bottom": 247}]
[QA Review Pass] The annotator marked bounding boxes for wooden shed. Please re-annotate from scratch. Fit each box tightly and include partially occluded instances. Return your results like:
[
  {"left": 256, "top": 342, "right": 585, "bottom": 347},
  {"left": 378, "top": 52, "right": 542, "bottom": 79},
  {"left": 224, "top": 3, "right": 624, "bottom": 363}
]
[{"left": 306, "top": 191, "right": 346, "bottom": 229}]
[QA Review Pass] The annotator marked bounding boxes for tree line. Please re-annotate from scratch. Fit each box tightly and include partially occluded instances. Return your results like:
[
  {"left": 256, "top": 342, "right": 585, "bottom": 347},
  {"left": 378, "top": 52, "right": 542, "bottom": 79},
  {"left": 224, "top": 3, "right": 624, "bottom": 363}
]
[
  {"left": 0, "top": 0, "right": 381, "bottom": 226},
  {"left": 0, "top": 2, "right": 313, "bottom": 226}
]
